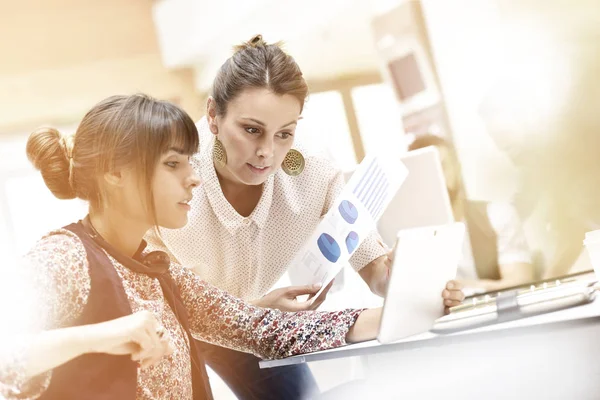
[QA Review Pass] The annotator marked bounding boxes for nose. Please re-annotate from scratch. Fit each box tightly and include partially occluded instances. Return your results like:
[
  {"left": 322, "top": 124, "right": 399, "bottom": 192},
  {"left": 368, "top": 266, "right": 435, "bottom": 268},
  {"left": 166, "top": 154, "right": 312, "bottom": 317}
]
[
  {"left": 256, "top": 137, "right": 274, "bottom": 160},
  {"left": 186, "top": 169, "right": 201, "bottom": 188}
]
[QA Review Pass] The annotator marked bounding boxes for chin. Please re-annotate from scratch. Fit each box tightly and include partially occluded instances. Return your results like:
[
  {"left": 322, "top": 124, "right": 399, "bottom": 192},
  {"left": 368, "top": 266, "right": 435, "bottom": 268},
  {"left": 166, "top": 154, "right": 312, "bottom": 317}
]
[{"left": 158, "top": 217, "right": 188, "bottom": 230}]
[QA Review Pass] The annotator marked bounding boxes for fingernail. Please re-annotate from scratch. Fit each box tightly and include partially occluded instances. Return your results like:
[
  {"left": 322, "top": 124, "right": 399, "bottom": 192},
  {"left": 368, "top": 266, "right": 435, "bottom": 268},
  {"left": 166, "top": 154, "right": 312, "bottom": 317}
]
[
  {"left": 447, "top": 282, "right": 454, "bottom": 289},
  {"left": 313, "top": 282, "right": 322, "bottom": 289}
]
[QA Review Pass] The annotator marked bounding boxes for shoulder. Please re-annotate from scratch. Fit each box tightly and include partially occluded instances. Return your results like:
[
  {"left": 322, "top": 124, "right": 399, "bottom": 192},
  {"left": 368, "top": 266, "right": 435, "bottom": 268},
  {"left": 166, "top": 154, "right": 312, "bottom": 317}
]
[{"left": 25, "top": 228, "right": 88, "bottom": 276}]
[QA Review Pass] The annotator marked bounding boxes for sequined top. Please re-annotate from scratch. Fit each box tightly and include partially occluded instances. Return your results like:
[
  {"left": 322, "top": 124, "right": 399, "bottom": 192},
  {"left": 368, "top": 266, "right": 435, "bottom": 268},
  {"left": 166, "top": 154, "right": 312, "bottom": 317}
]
[{"left": 0, "top": 230, "right": 362, "bottom": 400}]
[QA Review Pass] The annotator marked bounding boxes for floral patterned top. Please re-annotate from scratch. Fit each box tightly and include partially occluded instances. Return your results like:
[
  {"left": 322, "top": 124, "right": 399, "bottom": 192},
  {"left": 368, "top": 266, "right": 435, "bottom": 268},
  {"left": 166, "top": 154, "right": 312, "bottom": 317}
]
[{"left": 0, "top": 229, "right": 363, "bottom": 400}]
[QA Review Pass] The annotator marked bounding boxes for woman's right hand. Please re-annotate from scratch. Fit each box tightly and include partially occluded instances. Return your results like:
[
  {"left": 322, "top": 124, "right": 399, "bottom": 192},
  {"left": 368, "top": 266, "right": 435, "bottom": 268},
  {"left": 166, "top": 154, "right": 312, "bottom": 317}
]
[
  {"left": 86, "top": 311, "right": 174, "bottom": 369},
  {"left": 252, "top": 281, "right": 335, "bottom": 311}
]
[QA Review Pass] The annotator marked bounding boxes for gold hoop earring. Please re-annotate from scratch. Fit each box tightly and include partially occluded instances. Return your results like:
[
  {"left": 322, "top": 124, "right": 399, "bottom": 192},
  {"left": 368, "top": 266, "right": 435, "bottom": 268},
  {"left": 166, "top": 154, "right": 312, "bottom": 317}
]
[
  {"left": 212, "top": 137, "right": 227, "bottom": 168},
  {"left": 282, "top": 149, "right": 305, "bottom": 176}
]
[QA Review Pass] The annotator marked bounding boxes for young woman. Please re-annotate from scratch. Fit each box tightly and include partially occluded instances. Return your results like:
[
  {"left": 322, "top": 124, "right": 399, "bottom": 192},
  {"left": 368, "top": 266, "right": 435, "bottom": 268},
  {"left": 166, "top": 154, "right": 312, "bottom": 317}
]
[
  {"left": 408, "top": 134, "right": 534, "bottom": 292},
  {"left": 0, "top": 94, "right": 394, "bottom": 400},
  {"left": 149, "top": 35, "right": 464, "bottom": 398}
]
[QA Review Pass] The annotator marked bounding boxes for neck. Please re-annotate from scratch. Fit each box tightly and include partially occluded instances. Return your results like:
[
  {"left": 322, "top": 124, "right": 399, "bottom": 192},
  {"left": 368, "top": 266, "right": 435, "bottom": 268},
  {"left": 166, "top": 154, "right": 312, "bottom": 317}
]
[
  {"left": 88, "top": 208, "right": 151, "bottom": 257},
  {"left": 214, "top": 161, "right": 263, "bottom": 217}
]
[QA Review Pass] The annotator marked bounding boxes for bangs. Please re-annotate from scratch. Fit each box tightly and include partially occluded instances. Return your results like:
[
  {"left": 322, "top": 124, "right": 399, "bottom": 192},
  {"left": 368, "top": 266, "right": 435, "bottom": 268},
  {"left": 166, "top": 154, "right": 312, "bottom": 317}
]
[
  {"left": 168, "top": 115, "right": 199, "bottom": 156},
  {"left": 154, "top": 100, "right": 199, "bottom": 156}
]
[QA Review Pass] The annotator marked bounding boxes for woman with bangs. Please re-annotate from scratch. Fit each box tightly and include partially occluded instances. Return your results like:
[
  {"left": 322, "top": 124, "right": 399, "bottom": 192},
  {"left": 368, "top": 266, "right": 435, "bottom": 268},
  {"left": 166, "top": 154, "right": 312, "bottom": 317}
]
[{"left": 0, "top": 94, "right": 385, "bottom": 400}]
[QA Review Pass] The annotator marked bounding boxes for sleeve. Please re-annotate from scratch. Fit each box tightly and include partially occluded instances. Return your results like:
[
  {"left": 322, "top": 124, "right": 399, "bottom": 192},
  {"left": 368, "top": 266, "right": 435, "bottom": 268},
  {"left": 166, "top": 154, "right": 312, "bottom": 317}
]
[
  {"left": 0, "top": 232, "right": 91, "bottom": 400},
  {"left": 487, "top": 203, "right": 533, "bottom": 266},
  {"left": 322, "top": 165, "right": 388, "bottom": 272},
  {"left": 169, "top": 263, "right": 364, "bottom": 359}
]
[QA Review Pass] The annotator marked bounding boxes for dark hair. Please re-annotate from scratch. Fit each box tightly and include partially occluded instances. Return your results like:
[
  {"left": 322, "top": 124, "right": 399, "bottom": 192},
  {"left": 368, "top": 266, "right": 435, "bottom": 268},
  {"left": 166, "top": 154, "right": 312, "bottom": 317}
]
[
  {"left": 27, "top": 94, "right": 198, "bottom": 224},
  {"left": 211, "top": 34, "right": 309, "bottom": 116}
]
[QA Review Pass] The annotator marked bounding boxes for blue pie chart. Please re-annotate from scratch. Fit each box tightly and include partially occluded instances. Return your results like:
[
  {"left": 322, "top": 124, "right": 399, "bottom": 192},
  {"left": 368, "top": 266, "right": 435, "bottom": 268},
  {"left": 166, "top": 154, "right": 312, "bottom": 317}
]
[
  {"left": 339, "top": 200, "right": 358, "bottom": 224},
  {"left": 345, "top": 231, "right": 359, "bottom": 253},
  {"left": 318, "top": 233, "right": 341, "bottom": 263}
]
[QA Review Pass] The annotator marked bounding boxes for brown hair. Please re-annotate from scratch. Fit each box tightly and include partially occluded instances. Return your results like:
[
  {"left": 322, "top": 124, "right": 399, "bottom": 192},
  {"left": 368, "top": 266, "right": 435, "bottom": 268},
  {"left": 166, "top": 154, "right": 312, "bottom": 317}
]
[
  {"left": 27, "top": 94, "right": 198, "bottom": 223},
  {"left": 211, "top": 34, "right": 309, "bottom": 116}
]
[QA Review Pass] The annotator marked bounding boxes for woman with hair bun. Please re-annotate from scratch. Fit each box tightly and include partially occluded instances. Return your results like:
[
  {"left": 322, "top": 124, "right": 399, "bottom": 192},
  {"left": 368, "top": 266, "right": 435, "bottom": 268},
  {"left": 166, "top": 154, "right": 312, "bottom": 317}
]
[{"left": 0, "top": 93, "right": 390, "bottom": 400}]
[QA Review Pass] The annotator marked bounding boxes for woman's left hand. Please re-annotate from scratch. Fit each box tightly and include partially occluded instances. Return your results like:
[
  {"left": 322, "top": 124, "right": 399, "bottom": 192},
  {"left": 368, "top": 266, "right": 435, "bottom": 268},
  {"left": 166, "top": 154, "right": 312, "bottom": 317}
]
[{"left": 442, "top": 280, "right": 464, "bottom": 312}]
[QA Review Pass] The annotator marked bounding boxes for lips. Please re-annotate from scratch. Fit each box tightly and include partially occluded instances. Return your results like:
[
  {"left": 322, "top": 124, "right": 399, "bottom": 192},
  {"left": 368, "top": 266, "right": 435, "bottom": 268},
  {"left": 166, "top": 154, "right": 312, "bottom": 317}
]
[{"left": 249, "top": 164, "right": 270, "bottom": 170}]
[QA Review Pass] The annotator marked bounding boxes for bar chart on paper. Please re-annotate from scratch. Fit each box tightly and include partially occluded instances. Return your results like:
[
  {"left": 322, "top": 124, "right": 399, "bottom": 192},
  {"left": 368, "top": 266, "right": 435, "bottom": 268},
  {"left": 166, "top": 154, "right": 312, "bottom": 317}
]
[{"left": 288, "top": 153, "right": 408, "bottom": 298}]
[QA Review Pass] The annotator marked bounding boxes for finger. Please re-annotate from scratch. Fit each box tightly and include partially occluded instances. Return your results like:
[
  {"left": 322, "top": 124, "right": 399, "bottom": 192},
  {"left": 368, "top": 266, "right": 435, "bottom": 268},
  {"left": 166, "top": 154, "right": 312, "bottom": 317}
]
[
  {"left": 163, "top": 337, "right": 175, "bottom": 357},
  {"left": 307, "top": 280, "right": 333, "bottom": 301},
  {"left": 446, "top": 280, "right": 463, "bottom": 290},
  {"left": 287, "top": 284, "right": 322, "bottom": 297},
  {"left": 281, "top": 300, "right": 307, "bottom": 312},
  {"left": 444, "top": 298, "right": 462, "bottom": 307},
  {"left": 384, "top": 256, "right": 392, "bottom": 269},
  {"left": 134, "top": 321, "right": 163, "bottom": 362},
  {"left": 131, "top": 330, "right": 155, "bottom": 362},
  {"left": 308, "top": 281, "right": 334, "bottom": 310},
  {"left": 442, "top": 289, "right": 465, "bottom": 302},
  {"left": 139, "top": 331, "right": 170, "bottom": 369}
]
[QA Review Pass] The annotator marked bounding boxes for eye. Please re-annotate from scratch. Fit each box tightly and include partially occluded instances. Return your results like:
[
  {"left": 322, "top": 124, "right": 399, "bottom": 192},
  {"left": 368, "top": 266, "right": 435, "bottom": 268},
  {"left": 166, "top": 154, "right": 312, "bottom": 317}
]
[
  {"left": 165, "top": 161, "right": 179, "bottom": 168},
  {"left": 277, "top": 131, "right": 293, "bottom": 139},
  {"left": 245, "top": 126, "right": 261, "bottom": 135}
]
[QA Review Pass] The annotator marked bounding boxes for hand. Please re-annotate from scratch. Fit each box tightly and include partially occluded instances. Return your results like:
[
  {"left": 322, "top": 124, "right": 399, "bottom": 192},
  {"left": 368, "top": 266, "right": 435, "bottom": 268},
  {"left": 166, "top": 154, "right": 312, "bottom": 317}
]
[
  {"left": 442, "top": 280, "right": 465, "bottom": 313},
  {"left": 359, "top": 245, "right": 394, "bottom": 297},
  {"left": 252, "top": 281, "right": 335, "bottom": 312},
  {"left": 88, "top": 310, "right": 174, "bottom": 369}
]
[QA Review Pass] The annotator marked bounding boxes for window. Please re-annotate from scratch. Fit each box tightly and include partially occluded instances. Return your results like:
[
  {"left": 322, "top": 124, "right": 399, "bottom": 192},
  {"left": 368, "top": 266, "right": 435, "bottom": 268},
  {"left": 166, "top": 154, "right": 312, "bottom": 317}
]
[
  {"left": 351, "top": 83, "right": 406, "bottom": 156},
  {"left": 296, "top": 91, "right": 358, "bottom": 172}
]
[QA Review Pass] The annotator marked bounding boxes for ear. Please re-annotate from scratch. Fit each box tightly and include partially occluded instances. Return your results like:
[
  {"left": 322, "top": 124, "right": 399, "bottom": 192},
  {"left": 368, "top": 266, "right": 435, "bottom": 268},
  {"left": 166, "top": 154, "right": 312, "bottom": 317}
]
[
  {"left": 103, "top": 168, "right": 127, "bottom": 188},
  {"left": 206, "top": 97, "right": 219, "bottom": 136}
]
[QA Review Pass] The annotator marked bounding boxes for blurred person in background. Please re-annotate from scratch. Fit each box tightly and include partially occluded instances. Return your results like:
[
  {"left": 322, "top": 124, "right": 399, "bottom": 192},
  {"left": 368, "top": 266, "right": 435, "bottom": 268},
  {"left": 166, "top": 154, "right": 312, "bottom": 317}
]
[
  {"left": 147, "top": 35, "right": 464, "bottom": 399},
  {"left": 478, "top": 47, "right": 600, "bottom": 280},
  {"left": 408, "top": 134, "right": 534, "bottom": 292}
]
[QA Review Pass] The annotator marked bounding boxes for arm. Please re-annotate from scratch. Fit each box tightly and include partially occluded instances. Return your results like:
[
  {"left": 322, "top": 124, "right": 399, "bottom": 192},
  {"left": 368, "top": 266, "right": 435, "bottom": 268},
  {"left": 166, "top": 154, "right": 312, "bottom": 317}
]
[
  {"left": 461, "top": 262, "right": 534, "bottom": 292},
  {"left": 0, "top": 233, "right": 91, "bottom": 399},
  {"left": 170, "top": 263, "right": 370, "bottom": 359},
  {"left": 1, "top": 234, "right": 172, "bottom": 399},
  {"left": 463, "top": 203, "right": 535, "bottom": 291},
  {"left": 357, "top": 250, "right": 391, "bottom": 297}
]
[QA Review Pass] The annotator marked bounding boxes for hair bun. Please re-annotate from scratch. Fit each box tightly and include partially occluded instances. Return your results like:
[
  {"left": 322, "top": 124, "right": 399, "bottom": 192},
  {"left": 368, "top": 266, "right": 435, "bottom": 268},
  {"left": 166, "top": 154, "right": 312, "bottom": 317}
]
[
  {"left": 250, "top": 34, "right": 264, "bottom": 47},
  {"left": 26, "top": 127, "right": 76, "bottom": 200},
  {"left": 233, "top": 34, "right": 268, "bottom": 53}
]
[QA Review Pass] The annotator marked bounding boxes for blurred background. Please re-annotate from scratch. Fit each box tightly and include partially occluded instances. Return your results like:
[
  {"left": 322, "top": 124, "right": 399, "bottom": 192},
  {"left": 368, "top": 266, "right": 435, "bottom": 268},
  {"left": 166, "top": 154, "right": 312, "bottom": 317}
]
[{"left": 2, "top": 0, "right": 600, "bottom": 396}]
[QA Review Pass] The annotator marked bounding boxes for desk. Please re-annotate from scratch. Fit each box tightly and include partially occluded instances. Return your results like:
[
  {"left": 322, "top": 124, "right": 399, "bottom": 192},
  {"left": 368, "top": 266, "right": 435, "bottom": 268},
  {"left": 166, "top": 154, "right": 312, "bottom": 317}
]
[{"left": 260, "top": 299, "right": 600, "bottom": 399}]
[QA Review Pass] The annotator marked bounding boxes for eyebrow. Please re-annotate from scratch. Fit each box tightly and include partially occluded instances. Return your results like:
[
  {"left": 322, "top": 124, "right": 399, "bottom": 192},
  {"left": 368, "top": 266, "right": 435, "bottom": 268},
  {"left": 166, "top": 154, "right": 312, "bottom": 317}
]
[
  {"left": 241, "top": 117, "right": 302, "bottom": 129},
  {"left": 168, "top": 147, "right": 186, "bottom": 154}
]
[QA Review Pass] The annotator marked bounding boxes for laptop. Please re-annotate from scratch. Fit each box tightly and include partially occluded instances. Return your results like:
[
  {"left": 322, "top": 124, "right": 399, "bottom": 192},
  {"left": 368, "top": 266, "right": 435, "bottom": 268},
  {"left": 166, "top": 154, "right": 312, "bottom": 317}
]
[
  {"left": 377, "top": 222, "right": 465, "bottom": 344},
  {"left": 377, "top": 146, "right": 454, "bottom": 247}
]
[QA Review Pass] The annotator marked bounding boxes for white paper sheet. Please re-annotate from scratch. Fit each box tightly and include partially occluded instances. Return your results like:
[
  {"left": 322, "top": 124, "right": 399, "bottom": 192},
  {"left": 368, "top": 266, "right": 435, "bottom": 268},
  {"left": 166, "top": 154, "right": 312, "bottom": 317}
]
[{"left": 288, "top": 153, "right": 408, "bottom": 299}]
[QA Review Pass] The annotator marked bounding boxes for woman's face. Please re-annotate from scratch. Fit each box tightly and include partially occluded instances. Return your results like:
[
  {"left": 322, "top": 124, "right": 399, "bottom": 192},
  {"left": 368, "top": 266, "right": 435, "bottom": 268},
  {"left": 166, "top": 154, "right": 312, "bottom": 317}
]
[
  {"left": 115, "top": 148, "right": 201, "bottom": 230},
  {"left": 208, "top": 87, "right": 302, "bottom": 186},
  {"left": 151, "top": 149, "right": 201, "bottom": 229}
]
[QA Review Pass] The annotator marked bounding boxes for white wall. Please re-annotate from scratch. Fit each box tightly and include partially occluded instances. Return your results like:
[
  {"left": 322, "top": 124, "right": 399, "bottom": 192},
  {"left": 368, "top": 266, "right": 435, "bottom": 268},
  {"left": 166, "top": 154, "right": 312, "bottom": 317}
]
[{"left": 420, "top": 0, "right": 518, "bottom": 202}]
